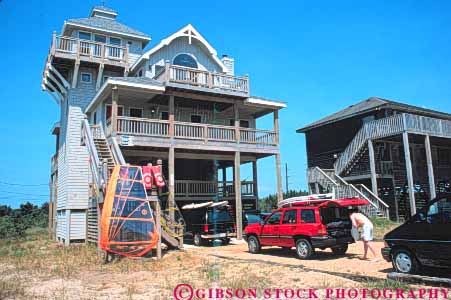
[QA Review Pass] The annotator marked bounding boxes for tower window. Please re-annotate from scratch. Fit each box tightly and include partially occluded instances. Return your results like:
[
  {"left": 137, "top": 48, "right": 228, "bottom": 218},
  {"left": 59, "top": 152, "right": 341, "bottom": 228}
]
[
  {"left": 173, "top": 54, "right": 198, "bottom": 69},
  {"left": 81, "top": 73, "right": 92, "bottom": 83}
]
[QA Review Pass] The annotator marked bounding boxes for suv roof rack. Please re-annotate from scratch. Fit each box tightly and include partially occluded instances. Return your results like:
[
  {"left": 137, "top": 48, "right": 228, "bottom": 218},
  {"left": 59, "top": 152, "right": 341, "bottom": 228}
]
[{"left": 278, "top": 193, "right": 334, "bottom": 208}]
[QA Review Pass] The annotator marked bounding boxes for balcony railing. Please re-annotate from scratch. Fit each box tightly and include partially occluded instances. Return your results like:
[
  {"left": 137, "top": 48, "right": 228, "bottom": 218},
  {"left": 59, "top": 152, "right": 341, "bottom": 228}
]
[
  {"left": 51, "top": 34, "right": 128, "bottom": 64},
  {"left": 113, "top": 116, "right": 278, "bottom": 146},
  {"left": 175, "top": 180, "right": 255, "bottom": 198},
  {"left": 164, "top": 64, "right": 249, "bottom": 95}
]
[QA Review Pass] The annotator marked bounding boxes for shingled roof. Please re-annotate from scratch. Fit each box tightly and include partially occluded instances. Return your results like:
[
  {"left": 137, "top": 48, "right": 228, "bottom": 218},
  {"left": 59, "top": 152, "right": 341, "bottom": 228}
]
[
  {"left": 297, "top": 97, "right": 451, "bottom": 133},
  {"left": 63, "top": 6, "right": 150, "bottom": 41}
]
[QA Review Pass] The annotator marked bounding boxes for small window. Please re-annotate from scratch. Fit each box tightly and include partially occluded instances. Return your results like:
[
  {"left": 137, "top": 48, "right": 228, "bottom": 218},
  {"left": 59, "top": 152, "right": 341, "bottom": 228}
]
[
  {"left": 191, "top": 115, "right": 202, "bottom": 123},
  {"left": 300, "top": 209, "right": 316, "bottom": 223},
  {"left": 103, "top": 76, "right": 109, "bottom": 84},
  {"left": 109, "top": 37, "right": 121, "bottom": 46},
  {"left": 106, "top": 105, "right": 124, "bottom": 120},
  {"left": 129, "top": 108, "right": 143, "bottom": 118},
  {"left": 81, "top": 73, "right": 92, "bottom": 83},
  {"left": 266, "top": 212, "right": 282, "bottom": 225},
  {"left": 282, "top": 209, "right": 297, "bottom": 224},
  {"left": 173, "top": 53, "right": 198, "bottom": 69},
  {"left": 78, "top": 31, "right": 91, "bottom": 40},
  {"left": 127, "top": 41, "right": 133, "bottom": 46},
  {"left": 161, "top": 111, "right": 169, "bottom": 120},
  {"left": 138, "top": 69, "right": 143, "bottom": 77},
  {"left": 240, "top": 120, "right": 250, "bottom": 128},
  {"left": 94, "top": 34, "right": 106, "bottom": 43},
  {"left": 229, "top": 119, "right": 235, "bottom": 126}
]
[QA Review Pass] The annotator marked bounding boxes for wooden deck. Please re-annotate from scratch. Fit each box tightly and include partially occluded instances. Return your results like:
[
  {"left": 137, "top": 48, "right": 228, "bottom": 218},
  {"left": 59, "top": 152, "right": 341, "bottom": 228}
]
[
  {"left": 108, "top": 116, "right": 279, "bottom": 153},
  {"left": 50, "top": 34, "right": 128, "bottom": 67}
]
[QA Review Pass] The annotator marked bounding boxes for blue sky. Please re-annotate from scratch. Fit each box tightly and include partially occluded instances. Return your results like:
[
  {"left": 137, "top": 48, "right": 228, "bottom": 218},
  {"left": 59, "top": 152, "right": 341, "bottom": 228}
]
[{"left": 1, "top": 0, "right": 451, "bottom": 207}]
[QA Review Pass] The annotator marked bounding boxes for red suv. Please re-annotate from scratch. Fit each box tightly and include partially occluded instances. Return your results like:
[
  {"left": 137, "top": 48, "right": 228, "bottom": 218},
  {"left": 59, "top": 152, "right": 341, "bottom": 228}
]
[{"left": 244, "top": 198, "right": 369, "bottom": 259}]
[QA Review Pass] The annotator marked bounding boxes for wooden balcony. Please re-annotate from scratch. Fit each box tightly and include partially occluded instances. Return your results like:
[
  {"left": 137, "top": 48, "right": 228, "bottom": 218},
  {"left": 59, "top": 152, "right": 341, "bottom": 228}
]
[
  {"left": 175, "top": 180, "right": 255, "bottom": 199},
  {"left": 108, "top": 116, "right": 278, "bottom": 152},
  {"left": 50, "top": 34, "right": 128, "bottom": 67},
  {"left": 160, "top": 64, "right": 250, "bottom": 96}
]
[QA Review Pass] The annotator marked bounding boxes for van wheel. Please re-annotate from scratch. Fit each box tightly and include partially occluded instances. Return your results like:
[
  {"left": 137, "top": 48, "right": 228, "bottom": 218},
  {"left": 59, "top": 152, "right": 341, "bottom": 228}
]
[
  {"left": 296, "top": 239, "right": 314, "bottom": 259},
  {"left": 248, "top": 236, "right": 261, "bottom": 254},
  {"left": 194, "top": 233, "right": 203, "bottom": 247},
  {"left": 331, "top": 245, "right": 348, "bottom": 256},
  {"left": 392, "top": 249, "right": 417, "bottom": 274}
]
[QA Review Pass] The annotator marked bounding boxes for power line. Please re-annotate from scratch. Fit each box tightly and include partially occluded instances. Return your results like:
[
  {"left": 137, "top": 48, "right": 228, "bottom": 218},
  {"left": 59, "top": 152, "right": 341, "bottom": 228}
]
[
  {"left": 0, "top": 181, "right": 48, "bottom": 187},
  {"left": 0, "top": 190, "right": 49, "bottom": 197}
]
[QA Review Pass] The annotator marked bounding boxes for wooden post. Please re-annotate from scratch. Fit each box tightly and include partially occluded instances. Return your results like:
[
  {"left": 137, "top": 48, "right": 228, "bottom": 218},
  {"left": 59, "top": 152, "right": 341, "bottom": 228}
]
[
  {"left": 168, "top": 147, "right": 175, "bottom": 221},
  {"left": 71, "top": 62, "right": 80, "bottom": 88},
  {"left": 234, "top": 151, "right": 243, "bottom": 240},
  {"left": 252, "top": 160, "right": 258, "bottom": 200},
  {"left": 425, "top": 135, "right": 436, "bottom": 200},
  {"left": 51, "top": 31, "right": 57, "bottom": 55},
  {"left": 402, "top": 132, "right": 416, "bottom": 215},
  {"left": 275, "top": 153, "right": 283, "bottom": 202},
  {"left": 111, "top": 86, "right": 118, "bottom": 135},
  {"left": 274, "top": 110, "right": 280, "bottom": 145},
  {"left": 314, "top": 182, "right": 320, "bottom": 194},
  {"left": 169, "top": 95, "right": 175, "bottom": 138},
  {"left": 368, "top": 139, "right": 378, "bottom": 196},
  {"left": 165, "top": 60, "right": 171, "bottom": 83},
  {"left": 155, "top": 200, "right": 162, "bottom": 259},
  {"left": 222, "top": 167, "right": 227, "bottom": 197},
  {"left": 234, "top": 103, "right": 240, "bottom": 143},
  {"left": 96, "top": 64, "right": 104, "bottom": 91},
  {"left": 48, "top": 179, "right": 53, "bottom": 239}
]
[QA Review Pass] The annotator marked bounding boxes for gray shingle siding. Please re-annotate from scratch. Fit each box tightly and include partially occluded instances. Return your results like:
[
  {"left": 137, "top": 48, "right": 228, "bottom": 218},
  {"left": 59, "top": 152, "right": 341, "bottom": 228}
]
[{"left": 65, "top": 17, "right": 149, "bottom": 39}]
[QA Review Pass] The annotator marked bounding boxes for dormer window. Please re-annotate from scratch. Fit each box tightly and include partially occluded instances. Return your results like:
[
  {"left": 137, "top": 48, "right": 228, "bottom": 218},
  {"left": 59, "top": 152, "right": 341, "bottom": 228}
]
[
  {"left": 78, "top": 31, "right": 91, "bottom": 41},
  {"left": 173, "top": 54, "right": 197, "bottom": 69}
]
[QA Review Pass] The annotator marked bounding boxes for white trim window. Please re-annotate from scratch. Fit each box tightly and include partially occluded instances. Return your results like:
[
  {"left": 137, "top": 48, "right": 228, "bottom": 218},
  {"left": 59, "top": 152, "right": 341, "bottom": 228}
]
[
  {"left": 105, "top": 104, "right": 124, "bottom": 120},
  {"left": 81, "top": 72, "right": 92, "bottom": 83},
  {"left": 78, "top": 31, "right": 92, "bottom": 41}
]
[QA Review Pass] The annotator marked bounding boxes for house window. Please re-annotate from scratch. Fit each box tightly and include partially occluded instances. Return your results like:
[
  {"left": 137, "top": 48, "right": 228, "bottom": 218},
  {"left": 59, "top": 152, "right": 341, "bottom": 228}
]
[
  {"left": 81, "top": 73, "right": 92, "bottom": 83},
  {"left": 240, "top": 120, "right": 250, "bottom": 128},
  {"left": 78, "top": 31, "right": 91, "bottom": 40},
  {"left": 161, "top": 111, "right": 169, "bottom": 120},
  {"left": 138, "top": 69, "right": 143, "bottom": 77},
  {"left": 94, "top": 34, "right": 106, "bottom": 43},
  {"left": 106, "top": 105, "right": 124, "bottom": 120},
  {"left": 129, "top": 108, "right": 143, "bottom": 118},
  {"left": 109, "top": 37, "right": 121, "bottom": 46},
  {"left": 191, "top": 115, "right": 202, "bottom": 123},
  {"left": 173, "top": 54, "right": 198, "bottom": 69}
]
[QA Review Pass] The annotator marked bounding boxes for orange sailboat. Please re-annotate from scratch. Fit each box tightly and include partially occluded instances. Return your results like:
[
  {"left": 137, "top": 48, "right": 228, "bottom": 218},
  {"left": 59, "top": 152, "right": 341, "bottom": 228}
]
[{"left": 100, "top": 165, "right": 159, "bottom": 257}]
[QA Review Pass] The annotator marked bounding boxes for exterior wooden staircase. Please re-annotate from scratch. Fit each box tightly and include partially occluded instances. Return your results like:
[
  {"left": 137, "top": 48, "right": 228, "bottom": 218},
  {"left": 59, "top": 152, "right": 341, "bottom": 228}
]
[{"left": 82, "top": 119, "right": 184, "bottom": 250}]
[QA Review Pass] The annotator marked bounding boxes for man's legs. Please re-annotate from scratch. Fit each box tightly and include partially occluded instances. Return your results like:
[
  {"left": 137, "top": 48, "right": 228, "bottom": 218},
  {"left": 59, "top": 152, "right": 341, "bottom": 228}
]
[
  {"left": 363, "top": 241, "right": 369, "bottom": 259},
  {"left": 367, "top": 241, "right": 377, "bottom": 257}
]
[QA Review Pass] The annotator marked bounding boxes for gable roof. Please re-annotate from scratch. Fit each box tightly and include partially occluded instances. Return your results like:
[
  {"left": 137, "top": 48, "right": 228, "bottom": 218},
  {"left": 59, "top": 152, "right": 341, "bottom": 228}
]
[
  {"left": 63, "top": 15, "right": 150, "bottom": 42},
  {"left": 131, "top": 24, "right": 226, "bottom": 72},
  {"left": 297, "top": 97, "right": 451, "bottom": 133}
]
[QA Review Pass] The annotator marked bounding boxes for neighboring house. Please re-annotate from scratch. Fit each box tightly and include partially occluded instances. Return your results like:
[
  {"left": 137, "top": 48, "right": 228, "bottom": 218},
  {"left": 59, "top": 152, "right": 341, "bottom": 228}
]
[
  {"left": 43, "top": 6, "right": 285, "bottom": 244},
  {"left": 297, "top": 97, "right": 451, "bottom": 221}
]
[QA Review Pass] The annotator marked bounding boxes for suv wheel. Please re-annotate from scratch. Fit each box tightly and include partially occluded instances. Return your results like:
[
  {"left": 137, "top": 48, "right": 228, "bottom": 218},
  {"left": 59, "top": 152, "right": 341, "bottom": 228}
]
[
  {"left": 331, "top": 245, "right": 348, "bottom": 256},
  {"left": 194, "top": 233, "right": 203, "bottom": 247},
  {"left": 248, "top": 236, "right": 261, "bottom": 254},
  {"left": 296, "top": 239, "right": 313, "bottom": 259},
  {"left": 392, "top": 249, "right": 417, "bottom": 274}
]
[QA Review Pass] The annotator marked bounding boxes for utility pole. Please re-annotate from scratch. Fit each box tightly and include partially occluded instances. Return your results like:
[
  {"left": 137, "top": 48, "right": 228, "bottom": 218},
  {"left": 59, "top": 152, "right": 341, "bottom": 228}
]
[{"left": 285, "top": 162, "right": 289, "bottom": 193}]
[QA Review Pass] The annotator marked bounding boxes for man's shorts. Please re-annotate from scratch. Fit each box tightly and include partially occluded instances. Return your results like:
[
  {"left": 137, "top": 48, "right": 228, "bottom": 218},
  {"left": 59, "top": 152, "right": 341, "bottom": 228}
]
[{"left": 361, "top": 222, "right": 374, "bottom": 241}]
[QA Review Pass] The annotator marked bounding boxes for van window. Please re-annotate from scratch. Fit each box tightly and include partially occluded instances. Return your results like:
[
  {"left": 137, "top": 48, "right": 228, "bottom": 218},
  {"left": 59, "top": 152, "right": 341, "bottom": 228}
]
[
  {"left": 427, "top": 197, "right": 451, "bottom": 224},
  {"left": 266, "top": 212, "right": 282, "bottom": 225},
  {"left": 300, "top": 209, "right": 316, "bottom": 223},
  {"left": 282, "top": 209, "right": 297, "bottom": 224}
]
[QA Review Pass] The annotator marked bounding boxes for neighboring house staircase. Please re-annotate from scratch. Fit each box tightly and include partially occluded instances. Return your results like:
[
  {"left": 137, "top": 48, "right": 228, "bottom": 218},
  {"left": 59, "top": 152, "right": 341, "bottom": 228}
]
[
  {"left": 81, "top": 119, "right": 184, "bottom": 249},
  {"left": 308, "top": 113, "right": 451, "bottom": 219}
]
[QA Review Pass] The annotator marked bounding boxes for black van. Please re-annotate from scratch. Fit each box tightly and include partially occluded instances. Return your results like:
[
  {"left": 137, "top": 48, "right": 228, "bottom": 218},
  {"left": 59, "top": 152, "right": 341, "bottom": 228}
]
[
  {"left": 181, "top": 204, "right": 236, "bottom": 246},
  {"left": 382, "top": 193, "right": 451, "bottom": 274}
]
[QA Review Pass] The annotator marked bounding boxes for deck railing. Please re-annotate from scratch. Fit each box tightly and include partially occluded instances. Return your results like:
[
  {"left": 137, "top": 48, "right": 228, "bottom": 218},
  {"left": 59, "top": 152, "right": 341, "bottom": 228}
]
[
  {"left": 166, "top": 64, "right": 249, "bottom": 95},
  {"left": 175, "top": 180, "right": 255, "bottom": 197},
  {"left": 51, "top": 34, "right": 128, "bottom": 64},
  {"left": 112, "top": 116, "right": 277, "bottom": 146}
]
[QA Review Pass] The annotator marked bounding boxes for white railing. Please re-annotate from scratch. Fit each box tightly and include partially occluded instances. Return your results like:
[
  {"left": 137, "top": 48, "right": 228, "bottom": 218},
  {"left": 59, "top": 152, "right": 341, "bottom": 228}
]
[
  {"left": 404, "top": 113, "right": 451, "bottom": 137},
  {"left": 111, "top": 117, "right": 276, "bottom": 146},
  {"left": 117, "top": 116, "right": 169, "bottom": 137},
  {"left": 91, "top": 124, "right": 103, "bottom": 139},
  {"left": 81, "top": 119, "right": 102, "bottom": 194},
  {"left": 175, "top": 180, "right": 255, "bottom": 197},
  {"left": 52, "top": 35, "right": 127, "bottom": 63},
  {"left": 166, "top": 64, "right": 249, "bottom": 95},
  {"left": 240, "top": 128, "right": 277, "bottom": 145},
  {"left": 307, "top": 167, "right": 389, "bottom": 218}
]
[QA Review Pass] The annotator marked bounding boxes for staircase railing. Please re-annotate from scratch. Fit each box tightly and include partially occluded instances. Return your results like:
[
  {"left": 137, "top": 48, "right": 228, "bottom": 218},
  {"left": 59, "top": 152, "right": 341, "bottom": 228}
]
[
  {"left": 82, "top": 120, "right": 104, "bottom": 196},
  {"left": 334, "top": 114, "right": 405, "bottom": 175},
  {"left": 110, "top": 137, "right": 126, "bottom": 165},
  {"left": 355, "top": 183, "right": 390, "bottom": 218},
  {"left": 307, "top": 167, "right": 388, "bottom": 218}
]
